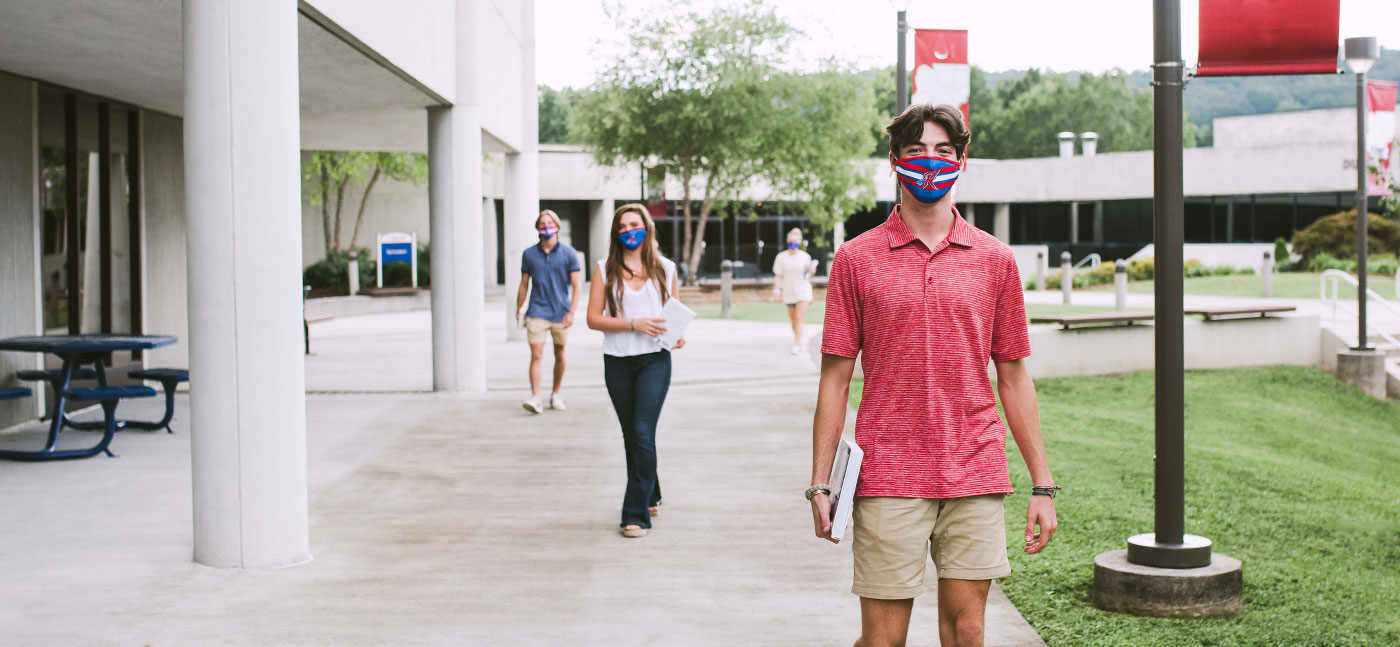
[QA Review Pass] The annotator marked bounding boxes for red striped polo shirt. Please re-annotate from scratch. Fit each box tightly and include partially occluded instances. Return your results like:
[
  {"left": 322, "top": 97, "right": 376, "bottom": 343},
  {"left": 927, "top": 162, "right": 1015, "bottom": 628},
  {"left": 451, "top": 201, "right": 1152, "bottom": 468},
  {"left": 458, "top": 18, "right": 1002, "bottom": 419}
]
[{"left": 822, "top": 206, "right": 1031, "bottom": 499}]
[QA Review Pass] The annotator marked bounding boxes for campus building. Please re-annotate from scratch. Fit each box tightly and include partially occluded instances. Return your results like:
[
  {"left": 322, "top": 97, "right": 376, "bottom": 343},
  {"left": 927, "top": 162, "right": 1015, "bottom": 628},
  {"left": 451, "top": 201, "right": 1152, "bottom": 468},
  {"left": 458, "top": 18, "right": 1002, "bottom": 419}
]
[
  {"left": 316, "top": 106, "right": 1394, "bottom": 285},
  {"left": 0, "top": 0, "right": 539, "bottom": 569}
]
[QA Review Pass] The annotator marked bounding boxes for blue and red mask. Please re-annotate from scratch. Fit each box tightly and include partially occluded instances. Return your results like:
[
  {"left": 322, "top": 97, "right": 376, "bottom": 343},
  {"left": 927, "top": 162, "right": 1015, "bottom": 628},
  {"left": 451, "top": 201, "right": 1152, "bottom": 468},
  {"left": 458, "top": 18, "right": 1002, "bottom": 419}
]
[
  {"left": 538, "top": 224, "right": 558, "bottom": 239},
  {"left": 617, "top": 226, "right": 646, "bottom": 250},
  {"left": 893, "top": 156, "right": 960, "bottom": 204}
]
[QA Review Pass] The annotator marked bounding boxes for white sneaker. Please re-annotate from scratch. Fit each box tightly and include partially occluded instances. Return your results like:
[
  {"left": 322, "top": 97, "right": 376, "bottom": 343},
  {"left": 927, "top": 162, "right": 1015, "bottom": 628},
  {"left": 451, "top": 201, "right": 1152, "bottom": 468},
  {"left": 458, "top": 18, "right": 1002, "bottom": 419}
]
[
  {"left": 523, "top": 396, "right": 544, "bottom": 414},
  {"left": 550, "top": 393, "right": 566, "bottom": 411},
  {"left": 790, "top": 344, "right": 801, "bottom": 355}
]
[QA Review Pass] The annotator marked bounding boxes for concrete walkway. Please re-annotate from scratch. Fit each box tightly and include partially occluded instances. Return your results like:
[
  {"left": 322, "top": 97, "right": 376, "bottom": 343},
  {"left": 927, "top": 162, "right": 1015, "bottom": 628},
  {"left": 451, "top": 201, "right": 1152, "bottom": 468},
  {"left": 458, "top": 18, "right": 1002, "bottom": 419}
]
[{"left": 0, "top": 300, "right": 1045, "bottom": 646}]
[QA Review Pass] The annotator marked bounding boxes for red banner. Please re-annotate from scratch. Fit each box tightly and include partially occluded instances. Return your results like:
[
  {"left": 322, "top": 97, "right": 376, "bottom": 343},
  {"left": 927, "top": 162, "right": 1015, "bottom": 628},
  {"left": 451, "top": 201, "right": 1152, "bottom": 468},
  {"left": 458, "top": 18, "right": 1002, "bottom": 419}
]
[
  {"left": 911, "top": 29, "right": 969, "bottom": 122},
  {"left": 1196, "top": 0, "right": 1339, "bottom": 77}
]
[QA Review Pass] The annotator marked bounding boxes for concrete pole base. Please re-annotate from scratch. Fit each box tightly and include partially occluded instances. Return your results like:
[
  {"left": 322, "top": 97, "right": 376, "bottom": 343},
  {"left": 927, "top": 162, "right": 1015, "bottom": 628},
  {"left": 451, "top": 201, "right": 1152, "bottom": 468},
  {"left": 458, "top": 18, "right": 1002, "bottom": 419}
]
[
  {"left": 1094, "top": 549, "right": 1242, "bottom": 617},
  {"left": 1335, "top": 348, "right": 1387, "bottom": 399}
]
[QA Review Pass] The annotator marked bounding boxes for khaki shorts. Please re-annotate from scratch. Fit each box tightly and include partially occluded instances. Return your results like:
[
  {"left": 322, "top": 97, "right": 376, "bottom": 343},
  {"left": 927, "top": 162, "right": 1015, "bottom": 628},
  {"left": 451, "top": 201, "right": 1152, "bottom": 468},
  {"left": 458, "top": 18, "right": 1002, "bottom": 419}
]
[
  {"left": 851, "top": 494, "right": 1010, "bottom": 599},
  {"left": 525, "top": 316, "right": 568, "bottom": 345}
]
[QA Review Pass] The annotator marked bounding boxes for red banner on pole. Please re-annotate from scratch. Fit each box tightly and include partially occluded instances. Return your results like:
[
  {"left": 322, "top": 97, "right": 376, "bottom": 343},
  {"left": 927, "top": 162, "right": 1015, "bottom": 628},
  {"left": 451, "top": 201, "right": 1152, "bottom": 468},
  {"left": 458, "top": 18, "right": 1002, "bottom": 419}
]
[
  {"left": 912, "top": 29, "right": 969, "bottom": 122},
  {"left": 1196, "top": 0, "right": 1339, "bottom": 77}
]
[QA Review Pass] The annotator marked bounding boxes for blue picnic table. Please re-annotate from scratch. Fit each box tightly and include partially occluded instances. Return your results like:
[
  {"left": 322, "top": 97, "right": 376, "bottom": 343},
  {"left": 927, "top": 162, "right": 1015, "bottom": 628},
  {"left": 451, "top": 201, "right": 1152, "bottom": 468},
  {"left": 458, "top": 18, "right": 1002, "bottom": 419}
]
[{"left": 0, "top": 334, "right": 176, "bottom": 461}]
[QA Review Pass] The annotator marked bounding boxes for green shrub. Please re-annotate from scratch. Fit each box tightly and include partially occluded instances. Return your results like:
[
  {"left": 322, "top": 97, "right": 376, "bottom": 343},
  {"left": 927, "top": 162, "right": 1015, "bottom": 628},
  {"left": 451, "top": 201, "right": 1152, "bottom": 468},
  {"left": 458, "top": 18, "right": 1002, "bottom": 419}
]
[
  {"left": 1369, "top": 255, "right": 1399, "bottom": 276},
  {"left": 1306, "top": 252, "right": 1354, "bottom": 273},
  {"left": 1289, "top": 210, "right": 1400, "bottom": 262},
  {"left": 1273, "top": 237, "right": 1290, "bottom": 266},
  {"left": 1127, "top": 257, "right": 1154, "bottom": 281},
  {"left": 303, "top": 247, "right": 375, "bottom": 295}
]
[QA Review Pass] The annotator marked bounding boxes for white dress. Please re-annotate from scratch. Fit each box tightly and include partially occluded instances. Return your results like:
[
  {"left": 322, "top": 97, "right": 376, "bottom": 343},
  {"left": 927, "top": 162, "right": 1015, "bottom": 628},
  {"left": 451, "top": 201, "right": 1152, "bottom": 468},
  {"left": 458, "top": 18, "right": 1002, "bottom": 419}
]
[
  {"left": 599, "top": 258, "right": 677, "bottom": 357},
  {"left": 772, "top": 250, "right": 815, "bottom": 304}
]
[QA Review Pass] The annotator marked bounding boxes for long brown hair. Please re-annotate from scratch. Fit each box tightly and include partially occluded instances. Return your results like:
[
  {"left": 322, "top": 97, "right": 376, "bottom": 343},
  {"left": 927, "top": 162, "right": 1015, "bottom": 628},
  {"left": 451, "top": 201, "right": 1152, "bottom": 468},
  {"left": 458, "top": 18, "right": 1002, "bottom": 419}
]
[{"left": 603, "top": 203, "right": 670, "bottom": 317}]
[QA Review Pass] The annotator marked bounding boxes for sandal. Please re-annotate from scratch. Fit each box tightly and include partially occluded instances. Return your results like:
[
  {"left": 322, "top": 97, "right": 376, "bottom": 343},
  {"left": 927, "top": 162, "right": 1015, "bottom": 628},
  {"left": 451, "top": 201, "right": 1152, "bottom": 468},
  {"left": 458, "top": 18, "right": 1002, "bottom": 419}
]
[
  {"left": 621, "top": 525, "right": 648, "bottom": 538},
  {"left": 649, "top": 505, "right": 661, "bottom": 518}
]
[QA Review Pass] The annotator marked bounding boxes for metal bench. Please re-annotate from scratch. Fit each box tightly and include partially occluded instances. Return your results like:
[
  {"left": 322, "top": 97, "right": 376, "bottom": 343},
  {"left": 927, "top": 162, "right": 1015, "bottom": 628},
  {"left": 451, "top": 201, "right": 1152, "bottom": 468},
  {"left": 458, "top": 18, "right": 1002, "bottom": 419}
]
[
  {"left": 1031, "top": 312, "right": 1155, "bottom": 330},
  {"left": 0, "top": 385, "right": 155, "bottom": 461},
  {"left": 126, "top": 368, "right": 189, "bottom": 433},
  {"left": 17, "top": 367, "right": 98, "bottom": 383},
  {"left": 1184, "top": 305, "right": 1297, "bottom": 321},
  {"left": 0, "top": 387, "right": 32, "bottom": 400}
]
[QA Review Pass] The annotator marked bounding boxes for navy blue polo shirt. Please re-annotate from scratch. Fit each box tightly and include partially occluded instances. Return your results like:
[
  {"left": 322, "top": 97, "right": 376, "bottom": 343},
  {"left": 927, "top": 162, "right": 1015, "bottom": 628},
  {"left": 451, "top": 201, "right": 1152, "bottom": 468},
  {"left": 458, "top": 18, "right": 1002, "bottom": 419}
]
[{"left": 521, "top": 241, "right": 581, "bottom": 322}]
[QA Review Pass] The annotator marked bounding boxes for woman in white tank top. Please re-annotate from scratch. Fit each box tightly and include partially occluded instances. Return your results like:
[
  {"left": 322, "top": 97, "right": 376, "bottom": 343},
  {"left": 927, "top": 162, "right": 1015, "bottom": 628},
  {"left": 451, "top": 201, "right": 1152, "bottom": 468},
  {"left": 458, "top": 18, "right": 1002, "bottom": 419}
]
[{"left": 586, "top": 203, "right": 685, "bottom": 539}]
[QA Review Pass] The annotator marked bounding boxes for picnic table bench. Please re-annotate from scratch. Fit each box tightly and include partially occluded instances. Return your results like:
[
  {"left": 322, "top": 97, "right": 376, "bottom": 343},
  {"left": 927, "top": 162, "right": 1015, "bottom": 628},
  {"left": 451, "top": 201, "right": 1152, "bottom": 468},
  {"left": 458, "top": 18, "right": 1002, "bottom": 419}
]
[
  {"left": 1030, "top": 312, "right": 1155, "bottom": 330},
  {"left": 1184, "top": 305, "right": 1297, "bottom": 321}
]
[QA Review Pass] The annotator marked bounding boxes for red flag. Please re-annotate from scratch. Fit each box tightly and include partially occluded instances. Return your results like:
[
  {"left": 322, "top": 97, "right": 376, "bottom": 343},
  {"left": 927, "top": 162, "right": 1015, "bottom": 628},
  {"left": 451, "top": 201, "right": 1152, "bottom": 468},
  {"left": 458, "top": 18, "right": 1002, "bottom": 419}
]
[
  {"left": 1367, "top": 81, "right": 1398, "bottom": 196},
  {"left": 1196, "top": 0, "right": 1339, "bottom": 77},
  {"left": 911, "top": 29, "right": 969, "bottom": 123}
]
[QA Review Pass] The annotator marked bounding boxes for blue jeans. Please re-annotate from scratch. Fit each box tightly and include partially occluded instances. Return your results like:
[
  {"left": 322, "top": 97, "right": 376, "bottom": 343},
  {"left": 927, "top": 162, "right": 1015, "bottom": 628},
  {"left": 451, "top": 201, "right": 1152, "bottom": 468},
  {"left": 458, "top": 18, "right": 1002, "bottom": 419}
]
[{"left": 603, "top": 351, "right": 671, "bottom": 529}]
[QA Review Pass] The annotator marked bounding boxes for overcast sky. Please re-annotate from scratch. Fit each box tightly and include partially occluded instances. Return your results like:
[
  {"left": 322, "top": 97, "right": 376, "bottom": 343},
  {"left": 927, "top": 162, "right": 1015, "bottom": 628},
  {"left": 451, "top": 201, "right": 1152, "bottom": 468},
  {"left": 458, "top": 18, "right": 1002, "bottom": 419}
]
[{"left": 535, "top": 0, "right": 1400, "bottom": 89}]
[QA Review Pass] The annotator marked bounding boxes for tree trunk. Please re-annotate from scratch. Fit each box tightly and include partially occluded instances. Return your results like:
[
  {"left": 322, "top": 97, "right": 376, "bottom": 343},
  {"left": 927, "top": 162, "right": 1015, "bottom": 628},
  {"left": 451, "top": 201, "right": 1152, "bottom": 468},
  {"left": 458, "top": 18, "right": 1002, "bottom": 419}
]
[
  {"left": 331, "top": 176, "right": 349, "bottom": 250},
  {"left": 349, "top": 166, "right": 382, "bottom": 250},
  {"left": 679, "top": 166, "right": 693, "bottom": 282},
  {"left": 687, "top": 198, "right": 715, "bottom": 281},
  {"left": 320, "top": 165, "right": 332, "bottom": 255}
]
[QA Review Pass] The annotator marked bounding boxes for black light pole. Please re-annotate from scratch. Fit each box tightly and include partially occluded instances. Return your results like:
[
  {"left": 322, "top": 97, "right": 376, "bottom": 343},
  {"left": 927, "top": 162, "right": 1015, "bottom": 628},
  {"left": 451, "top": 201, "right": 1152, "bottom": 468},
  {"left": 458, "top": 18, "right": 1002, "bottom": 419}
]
[
  {"left": 1128, "top": 0, "right": 1211, "bottom": 570},
  {"left": 1345, "top": 37, "right": 1378, "bottom": 351},
  {"left": 896, "top": 8, "right": 909, "bottom": 115}
]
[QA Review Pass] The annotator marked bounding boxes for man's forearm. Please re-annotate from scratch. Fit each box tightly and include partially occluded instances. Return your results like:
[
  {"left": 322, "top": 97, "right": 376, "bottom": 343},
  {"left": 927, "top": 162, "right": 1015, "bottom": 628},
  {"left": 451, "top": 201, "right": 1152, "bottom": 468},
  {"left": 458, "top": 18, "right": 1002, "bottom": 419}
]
[
  {"left": 812, "top": 356, "right": 855, "bottom": 485},
  {"left": 569, "top": 276, "right": 582, "bottom": 314},
  {"left": 996, "top": 361, "right": 1053, "bottom": 485},
  {"left": 516, "top": 280, "right": 529, "bottom": 311}
]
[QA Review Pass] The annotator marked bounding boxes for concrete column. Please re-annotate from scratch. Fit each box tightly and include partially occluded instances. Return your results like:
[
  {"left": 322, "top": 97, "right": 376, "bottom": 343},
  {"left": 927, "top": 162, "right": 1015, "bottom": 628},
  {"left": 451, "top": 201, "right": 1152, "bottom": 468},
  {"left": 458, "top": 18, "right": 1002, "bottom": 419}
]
[
  {"left": 994, "top": 203, "right": 1011, "bottom": 243},
  {"left": 588, "top": 199, "right": 614, "bottom": 281},
  {"left": 182, "top": 0, "right": 308, "bottom": 569},
  {"left": 1069, "top": 201, "right": 1080, "bottom": 244},
  {"left": 427, "top": 106, "right": 486, "bottom": 392},
  {"left": 0, "top": 74, "right": 44, "bottom": 427},
  {"left": 503, "top": 1, "right": 539, "bottom": 342},
  {"left": 1224, "top": 202, "right": 1235, "bottom": 243},
  {"left": 1093, "top": 201, "right": 1105, "bottom": 244},
  {"left": 482, "top": 196, "right": 498, "bottom": 288},
  {"left": 963, "top": 203, "right": 976, "bottom": 229}
]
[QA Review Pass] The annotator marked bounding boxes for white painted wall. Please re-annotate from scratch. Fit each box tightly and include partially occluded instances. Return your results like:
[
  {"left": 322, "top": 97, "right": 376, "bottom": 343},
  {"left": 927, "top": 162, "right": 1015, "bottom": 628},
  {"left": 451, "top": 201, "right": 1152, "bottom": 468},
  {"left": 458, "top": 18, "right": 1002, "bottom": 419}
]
[
  {"left": 141, "top": 111, "right": 190, "bottom": 371},
  {"left": 1131, "top": 243, "right": 1276, "bottom": 271}
]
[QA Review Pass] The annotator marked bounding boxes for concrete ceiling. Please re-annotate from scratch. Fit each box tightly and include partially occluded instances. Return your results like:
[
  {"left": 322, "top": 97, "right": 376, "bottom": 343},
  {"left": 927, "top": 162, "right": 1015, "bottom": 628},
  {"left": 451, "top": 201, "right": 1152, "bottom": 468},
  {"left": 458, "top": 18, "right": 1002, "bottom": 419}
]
[{"left": 0, "top": 0, "right": 442, "bottom": 152}]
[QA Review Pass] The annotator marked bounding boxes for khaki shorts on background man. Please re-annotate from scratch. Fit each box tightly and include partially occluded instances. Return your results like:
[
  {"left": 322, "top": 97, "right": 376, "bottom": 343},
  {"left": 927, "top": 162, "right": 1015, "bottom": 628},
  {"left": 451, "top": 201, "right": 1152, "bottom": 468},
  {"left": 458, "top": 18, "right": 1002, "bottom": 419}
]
[
  {"left": 851, "top": 494, "right": 1010, "bottom": 599},
  {"left": 525, "top": 316, "right": 568, "bottom": 345}
]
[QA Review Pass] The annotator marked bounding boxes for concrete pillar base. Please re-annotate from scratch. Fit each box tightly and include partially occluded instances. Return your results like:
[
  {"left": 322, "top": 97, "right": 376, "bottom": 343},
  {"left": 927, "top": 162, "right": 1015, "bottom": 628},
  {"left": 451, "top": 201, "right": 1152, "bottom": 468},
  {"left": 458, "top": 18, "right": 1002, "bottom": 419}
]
[
  {"left": 1094, "top": 549, "right": 1242, "bottom": 618},
  {"left": 1335, "top": 348, "right": 1387, "bottom": 399}
]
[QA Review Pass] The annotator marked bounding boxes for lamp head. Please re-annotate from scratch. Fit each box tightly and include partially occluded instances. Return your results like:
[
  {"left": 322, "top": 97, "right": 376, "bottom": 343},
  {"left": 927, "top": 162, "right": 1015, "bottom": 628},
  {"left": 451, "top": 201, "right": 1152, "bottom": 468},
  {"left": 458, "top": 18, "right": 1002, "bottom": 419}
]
[{"left": 1344, "top": 37, "right": 1379, "bottom": 75}]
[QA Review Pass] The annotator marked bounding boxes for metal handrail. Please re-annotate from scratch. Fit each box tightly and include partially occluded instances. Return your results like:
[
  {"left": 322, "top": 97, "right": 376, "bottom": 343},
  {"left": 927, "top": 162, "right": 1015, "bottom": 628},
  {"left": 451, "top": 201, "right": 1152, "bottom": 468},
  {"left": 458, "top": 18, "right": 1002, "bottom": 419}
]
[
  {"left": 1073, "top": 253, "right": 1102, "bottom": 269},
  {"left": 1319, "top": 269, "right": 1400, "bottom": 349}
]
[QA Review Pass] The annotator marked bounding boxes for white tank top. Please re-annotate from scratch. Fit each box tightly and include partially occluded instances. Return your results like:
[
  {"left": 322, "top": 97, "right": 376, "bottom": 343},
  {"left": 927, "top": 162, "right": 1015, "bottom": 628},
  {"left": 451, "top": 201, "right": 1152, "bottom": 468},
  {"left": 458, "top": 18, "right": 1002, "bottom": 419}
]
[{"left": 600, "top": 258, "right": 676, "bottom": 357}]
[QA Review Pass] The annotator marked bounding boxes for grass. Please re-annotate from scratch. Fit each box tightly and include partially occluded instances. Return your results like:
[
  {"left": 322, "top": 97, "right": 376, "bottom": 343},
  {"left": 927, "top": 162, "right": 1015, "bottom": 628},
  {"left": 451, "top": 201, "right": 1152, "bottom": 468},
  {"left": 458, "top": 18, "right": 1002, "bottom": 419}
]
[
  {"left": 1082, "top": 272, "right": 1398, "bottom": 300},
  {"left": 694, "top": 301, "right": 1113, "bottom": 326},
  {"left": 850, "top": 366, "right": 1400, "bottom": 646}
]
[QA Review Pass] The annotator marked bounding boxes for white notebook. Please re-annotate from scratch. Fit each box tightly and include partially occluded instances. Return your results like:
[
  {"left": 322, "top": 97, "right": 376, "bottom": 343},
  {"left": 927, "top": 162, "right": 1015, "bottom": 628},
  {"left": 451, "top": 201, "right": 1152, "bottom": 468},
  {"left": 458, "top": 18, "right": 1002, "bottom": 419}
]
[
  {"left": 828, "top": 438, "right": 864, "bottom": 542},
  {"left": 656, "top": 299, "right": 695, "bottom": 350}
]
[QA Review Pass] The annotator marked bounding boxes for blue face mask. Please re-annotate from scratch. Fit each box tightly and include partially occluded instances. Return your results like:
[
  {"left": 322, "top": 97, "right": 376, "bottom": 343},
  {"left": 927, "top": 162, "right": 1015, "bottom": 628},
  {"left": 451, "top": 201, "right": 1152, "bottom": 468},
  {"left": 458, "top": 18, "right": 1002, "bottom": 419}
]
[
  {"left": 617, "top": 227, "right": 646, "bottom": 250},
  {"left": 787, "top": 242, "right": 800, "bottom": 250},
  {"left": 893, "top": 155, "right": 960, "bottom": 203},
  {"left": 538, "top": 225, "right": 558, "bottom": 239}
]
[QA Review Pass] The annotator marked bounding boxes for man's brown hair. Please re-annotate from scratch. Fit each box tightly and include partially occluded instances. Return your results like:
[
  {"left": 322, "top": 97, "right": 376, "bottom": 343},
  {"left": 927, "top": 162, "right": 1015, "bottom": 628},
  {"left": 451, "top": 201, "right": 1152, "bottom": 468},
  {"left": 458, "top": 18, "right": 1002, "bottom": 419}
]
[{"left": 886, "top": 103, "right": 970, "bottom": 159}]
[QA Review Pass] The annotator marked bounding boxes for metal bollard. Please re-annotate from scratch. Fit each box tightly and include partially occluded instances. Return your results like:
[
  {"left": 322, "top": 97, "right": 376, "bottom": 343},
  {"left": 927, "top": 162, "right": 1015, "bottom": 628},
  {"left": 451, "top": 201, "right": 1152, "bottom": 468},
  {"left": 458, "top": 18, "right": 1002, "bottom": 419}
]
[
  {"left": 1115, "top": 259, "right": 1128, "bottom": 312},
  {"left": 1035, "top": 250, "right": 1046, "bottom": 291},
  {"left": 348, "top": 258, "right": 360, "bottom": 296},
  {"left": 1262, "top": 250, "right": 1273, "bottom": 298},
  {"left": 720, "top": 259, "right": 733, "bottom": 319},
  {"left": 1061, "top": 251, "right": 1073, "bottom": 305}
]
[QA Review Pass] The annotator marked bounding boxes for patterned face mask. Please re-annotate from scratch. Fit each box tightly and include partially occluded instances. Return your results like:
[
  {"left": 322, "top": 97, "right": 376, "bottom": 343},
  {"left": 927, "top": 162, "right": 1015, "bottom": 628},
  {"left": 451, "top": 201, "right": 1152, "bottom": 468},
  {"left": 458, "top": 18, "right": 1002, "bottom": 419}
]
[
  {"left": 893, "top": 155, "right": 960, "bottom": 203},
  {"left": 617, "top": 226, "right": 646, "bottom": 250},
  {"left": 538, "top": 225, "right": 558, "bottom": 239}
]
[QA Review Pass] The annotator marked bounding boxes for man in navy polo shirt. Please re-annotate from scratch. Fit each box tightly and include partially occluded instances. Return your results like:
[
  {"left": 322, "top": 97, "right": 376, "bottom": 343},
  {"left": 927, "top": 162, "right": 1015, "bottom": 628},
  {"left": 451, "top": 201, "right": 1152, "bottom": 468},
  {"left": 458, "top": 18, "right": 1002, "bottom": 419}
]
[{"left": 517, "top": 209, "right": 582, "bottom": 414}]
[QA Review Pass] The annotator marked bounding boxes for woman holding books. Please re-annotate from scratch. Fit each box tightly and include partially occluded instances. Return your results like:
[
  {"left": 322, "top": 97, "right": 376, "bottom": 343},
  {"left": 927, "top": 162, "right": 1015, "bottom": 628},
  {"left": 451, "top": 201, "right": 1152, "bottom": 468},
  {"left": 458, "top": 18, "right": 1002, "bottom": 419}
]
[{"left": 586, "top": 203, "right": 685, "bottom": 538}]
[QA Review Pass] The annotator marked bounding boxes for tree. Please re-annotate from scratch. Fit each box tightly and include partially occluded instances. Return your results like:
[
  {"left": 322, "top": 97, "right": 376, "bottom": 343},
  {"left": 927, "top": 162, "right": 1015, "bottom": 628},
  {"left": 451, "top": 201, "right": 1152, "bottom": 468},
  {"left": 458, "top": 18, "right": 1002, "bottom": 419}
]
[
  {"left": 538, "top": 85, "right": 582, "bottom": 144},
  {"left": 572, "top": 1, "right": 877, "bottom": 280},
  {"left": 303, "top": 151, "right": 428, "bottom": 254}
]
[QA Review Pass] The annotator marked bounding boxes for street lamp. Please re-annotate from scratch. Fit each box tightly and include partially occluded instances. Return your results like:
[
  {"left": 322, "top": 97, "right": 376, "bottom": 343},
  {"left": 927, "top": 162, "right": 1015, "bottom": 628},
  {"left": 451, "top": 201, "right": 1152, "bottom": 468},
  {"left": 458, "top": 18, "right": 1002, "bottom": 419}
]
[
  {"left": 890, "top": 0, "right": 910, "bottom": 114},
  {"left": 1345, "top": 36, "right": 1378, "bottom": 351}
]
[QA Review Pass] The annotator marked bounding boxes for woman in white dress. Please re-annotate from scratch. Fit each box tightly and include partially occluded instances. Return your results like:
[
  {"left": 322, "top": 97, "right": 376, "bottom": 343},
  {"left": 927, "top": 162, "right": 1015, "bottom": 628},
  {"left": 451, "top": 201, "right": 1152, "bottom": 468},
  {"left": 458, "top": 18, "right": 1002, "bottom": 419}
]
[
  {"left": 772, "top": 227, "right": 816, "bottom": 355},
  {"left": 586, "top": 203, "right": 685, "bottom": 539}
]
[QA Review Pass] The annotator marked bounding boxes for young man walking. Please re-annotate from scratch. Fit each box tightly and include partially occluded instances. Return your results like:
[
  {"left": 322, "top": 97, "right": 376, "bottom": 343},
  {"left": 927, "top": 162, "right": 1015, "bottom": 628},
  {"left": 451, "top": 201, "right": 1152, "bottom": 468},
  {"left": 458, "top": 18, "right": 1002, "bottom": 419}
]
[
  {"left": 518, "top": 209, "right": 582, "bottom": 414},
  {"left": 808, "top": 104, "right": 1058, "bottom": 647}
]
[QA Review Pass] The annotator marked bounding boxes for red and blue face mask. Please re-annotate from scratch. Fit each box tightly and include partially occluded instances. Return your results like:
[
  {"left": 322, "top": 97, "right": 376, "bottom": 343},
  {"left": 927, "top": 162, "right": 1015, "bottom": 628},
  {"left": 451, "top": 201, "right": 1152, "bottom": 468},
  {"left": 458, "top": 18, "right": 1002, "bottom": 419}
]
[
  {"left": 617, "top": 226, "right": 646, "bottom": 250},
  {"left": 538, "top": 224, "right": 558, "bottom": 239},
  {"left": 893, "top": 156, "right": 960, "bottom": 204}
]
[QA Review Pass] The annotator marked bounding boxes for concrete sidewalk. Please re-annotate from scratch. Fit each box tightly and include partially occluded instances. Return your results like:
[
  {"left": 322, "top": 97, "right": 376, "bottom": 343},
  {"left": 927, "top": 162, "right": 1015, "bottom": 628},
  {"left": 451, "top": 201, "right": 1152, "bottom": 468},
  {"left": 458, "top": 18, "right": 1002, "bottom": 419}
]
[{"left": 0, "top": 306, "right": 1045, "bottom": 646}]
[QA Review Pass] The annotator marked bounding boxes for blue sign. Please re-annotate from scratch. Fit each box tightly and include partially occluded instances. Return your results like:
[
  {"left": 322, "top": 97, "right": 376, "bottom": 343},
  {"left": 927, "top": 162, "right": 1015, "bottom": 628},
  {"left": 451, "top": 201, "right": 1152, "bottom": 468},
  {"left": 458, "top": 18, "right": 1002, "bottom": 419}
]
[{"left": 381, "top": 242, "right": 413, "bottom": 265}]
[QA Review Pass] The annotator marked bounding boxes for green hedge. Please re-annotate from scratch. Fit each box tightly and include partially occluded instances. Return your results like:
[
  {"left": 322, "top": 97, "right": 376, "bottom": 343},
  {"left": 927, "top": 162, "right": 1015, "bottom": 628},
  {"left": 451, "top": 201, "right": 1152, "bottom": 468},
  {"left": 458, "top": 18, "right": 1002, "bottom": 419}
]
[
  {"left": 302, "top": 245, "right": 431, "bottom": 296},
  {"left": 1028, "top": 256, "right": 1254, "bottom": 291}
]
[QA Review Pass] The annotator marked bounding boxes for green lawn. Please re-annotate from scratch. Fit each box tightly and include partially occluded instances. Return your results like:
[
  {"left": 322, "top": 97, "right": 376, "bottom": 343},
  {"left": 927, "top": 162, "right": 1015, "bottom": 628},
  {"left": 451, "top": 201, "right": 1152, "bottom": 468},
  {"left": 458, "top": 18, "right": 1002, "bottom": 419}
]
[
  {"left": 694, "top": 301, "right": 1112, "bottom": 325},
  {"left": 850, "top": 366, "right": 1400, "bottom": 646},
  {"left": 1082, "top": 272, "right": 1397, "bottom": 300}
]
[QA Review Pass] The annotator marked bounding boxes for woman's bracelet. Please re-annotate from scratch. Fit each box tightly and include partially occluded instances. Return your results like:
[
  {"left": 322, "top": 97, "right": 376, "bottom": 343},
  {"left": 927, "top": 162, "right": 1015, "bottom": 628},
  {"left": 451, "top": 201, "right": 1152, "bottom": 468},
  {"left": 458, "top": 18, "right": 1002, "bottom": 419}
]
[{"left": 627, "top": 318, "right": 634, "bottom": 332}]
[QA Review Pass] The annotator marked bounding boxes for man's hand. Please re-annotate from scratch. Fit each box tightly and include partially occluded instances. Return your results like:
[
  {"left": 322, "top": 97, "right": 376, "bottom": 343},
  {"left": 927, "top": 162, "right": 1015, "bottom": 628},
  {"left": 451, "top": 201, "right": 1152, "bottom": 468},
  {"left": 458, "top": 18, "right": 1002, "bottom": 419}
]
[
  {"left": 1024, "top": 496, "right": 1058, "bottom": 554},
  {"left": 810, "top": 493, "right": 838, "bottom": 544},
  {"left": 563, "top": 312, "right": 575, "bottom": 328}
]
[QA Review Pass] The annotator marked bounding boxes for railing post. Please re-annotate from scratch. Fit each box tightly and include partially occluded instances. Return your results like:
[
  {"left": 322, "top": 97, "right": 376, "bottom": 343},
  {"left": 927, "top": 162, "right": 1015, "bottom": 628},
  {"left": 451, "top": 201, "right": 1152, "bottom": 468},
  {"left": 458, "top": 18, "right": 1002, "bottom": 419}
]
[
  {"left": 1262, "top": 250, "right": 1273, "bottom": 298},
  {"left": 720, "top": 259, "right": 733, "bottom": 319},
  {"left": 1115, "top": 259, "right": 1128, "bottom": 312},
  {"left": 1035, "top": 250, "right": 1046, "bottom": 291},
  {"left": 1061, "top": 251, "right": 1073, "bottom": 305},
  {"left": 347, "top": 258, "right": 360, "bottom": 296}
]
